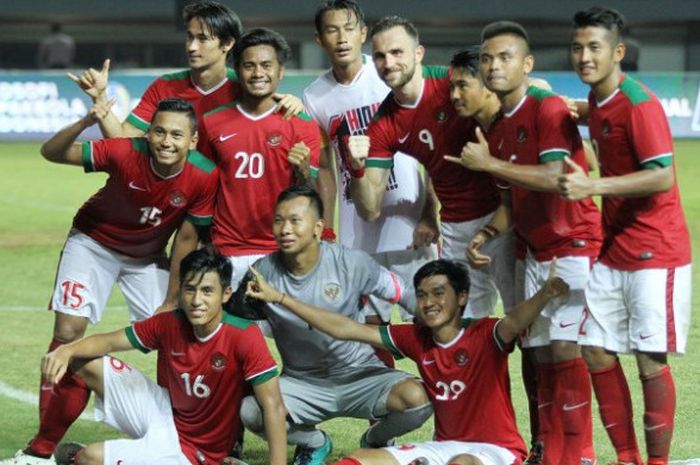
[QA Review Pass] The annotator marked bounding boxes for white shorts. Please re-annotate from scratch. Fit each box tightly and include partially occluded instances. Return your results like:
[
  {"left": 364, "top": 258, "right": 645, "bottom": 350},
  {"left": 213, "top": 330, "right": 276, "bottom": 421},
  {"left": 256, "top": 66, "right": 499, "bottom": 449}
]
[
  {"left": 50, "top": 230, "right": 169, "bottom": 324},
  {"left": 520, "top": 254, "right": 591, "bottom": 348},
  {"left": 226, "top": 254, "right": 266, "bottom": 291},
  {"left": 95, "top": 356, "right": 190, "bottom": 465},
  {"left": 363, "top": 245, "right": 439, "bottom": 322},
  {"left": 578, "top": 262, "right": 691, "bottom": 354},
  {"left": 385, "top": 440, "right": 517, "bottom": 465},
  {"left": 441, "top": 214, "right": 516, "bottom": 318}
]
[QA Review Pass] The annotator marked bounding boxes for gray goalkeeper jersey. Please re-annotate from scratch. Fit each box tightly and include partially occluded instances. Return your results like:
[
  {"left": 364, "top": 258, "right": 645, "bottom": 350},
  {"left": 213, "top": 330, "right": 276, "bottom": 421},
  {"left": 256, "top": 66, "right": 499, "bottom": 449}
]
[{"left": 255, "top": 242, "right": 415, "bottom": 379}]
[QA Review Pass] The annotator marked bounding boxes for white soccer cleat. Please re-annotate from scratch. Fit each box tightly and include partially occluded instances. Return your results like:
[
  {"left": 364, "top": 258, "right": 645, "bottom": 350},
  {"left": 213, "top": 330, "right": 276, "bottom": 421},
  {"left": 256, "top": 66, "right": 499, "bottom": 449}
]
[{"left": 0, "top": 450, "right": 56, "bottom": 465}]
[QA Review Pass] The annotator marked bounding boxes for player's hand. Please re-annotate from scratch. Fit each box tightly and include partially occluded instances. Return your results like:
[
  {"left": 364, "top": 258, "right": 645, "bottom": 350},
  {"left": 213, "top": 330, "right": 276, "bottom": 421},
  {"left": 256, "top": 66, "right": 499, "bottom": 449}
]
[
  {"left": 560, "top": 96, "right": 580, "bottom": 120},
  {"left": 557, "top": 156, "right": 594, "bottom": 200},
  {"left": 288, "top": 141, "right": 311, "bottom": 179},
  {"left": 84, "top": 98, "right": 116, "bottom": 126},
  {"left": 541, "top": 258, "right": 570, "bottom": 299},
  {"left": 67, "top": 58, "right": 110, "bottom": 101},
  {"left": 408, "top": 218, "right": 439, "bottom": 249},
  {"left": 154, "top": 299, "right": 178, "bottom": 315},
  {"left": 347, "top": 135, "right": 370, "bottom": 170},
  {"left": 466, "top": 230, "right": 492, "bottom": 268},
  {"left": 41, "top": 346, "right": 72, "bottom": 386},
  {"left": 245, "top": 266, "right": 283, "bottom": 304},
  {"left": 273, "top": 93, "right": 304, "bottom": 120},
  {"left": 444, "top": 127, "right": 493, "bottom": 172}
]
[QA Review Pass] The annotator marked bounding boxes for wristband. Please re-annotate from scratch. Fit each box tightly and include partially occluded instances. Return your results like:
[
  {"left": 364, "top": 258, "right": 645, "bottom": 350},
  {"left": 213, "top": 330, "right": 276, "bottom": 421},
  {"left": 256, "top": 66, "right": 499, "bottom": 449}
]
[
  {"left": 321, "top": 227, "right": 337, "bottom": 242},
  {"left": 277, "top": 293, "right": 287, "bottom": 306},
  {"left": 350, "top": 167, "right": 365, "bottom": 178}
]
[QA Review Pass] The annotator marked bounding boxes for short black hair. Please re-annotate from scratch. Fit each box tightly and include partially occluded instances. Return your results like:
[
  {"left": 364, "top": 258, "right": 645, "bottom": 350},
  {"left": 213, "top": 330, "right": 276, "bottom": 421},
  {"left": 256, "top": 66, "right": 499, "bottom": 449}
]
[
  {"left": 183, "top": 0, "right": 243, "bottom": 46},
  {"left": 276, "top": 185, "right": 324, "bottom": 220},
  {"left": 314, "top": 0, "right": 365, "bottom": 33},
  {"left": 153, "top": 98, "right": 197, "bottom": 134},
  {"left": 232, "top": 28, "right": 292, "bottom": 70},
  {"left": 414, "top": 259, "right": 470, "bottom": 298},
  {"left": 573, "top": 6, "right": 625, "bottom": 44},
  {"left": 481, "top": 20, "right": 530, "bottom": 51},
  {"left": 450, "top": 45, "right": 481, "bottom": 78},
  {"left": 180, "top": 247, "right": 232, "bottom": 291},
  {"left": 370, "top": 15, "right": 419, "bottom": 42}
]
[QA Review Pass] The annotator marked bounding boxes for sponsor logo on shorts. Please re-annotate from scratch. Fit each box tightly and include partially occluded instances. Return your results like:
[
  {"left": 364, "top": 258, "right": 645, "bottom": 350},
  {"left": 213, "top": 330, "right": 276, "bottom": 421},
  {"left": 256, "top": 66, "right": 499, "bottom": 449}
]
[
  {"left": 267, "top": 132, "right": 283, "bottom": 147},
  {"left": 640, "top": 333, "right": 655, "bottom": 340},
  {"left": 322, "top": 282, "right": 342, "bottom": 303},
  {"left": 559, "top": 321, "right": 578, "bottom": 329},
  {"left": 170, "top": 190, "right": 186, "bottom": 207},
  {"left": 454, "top": 348, "right": 469, "bottom": 366},
  {"left": 211, "top": 352, "right": 227, "bottom": 370}
]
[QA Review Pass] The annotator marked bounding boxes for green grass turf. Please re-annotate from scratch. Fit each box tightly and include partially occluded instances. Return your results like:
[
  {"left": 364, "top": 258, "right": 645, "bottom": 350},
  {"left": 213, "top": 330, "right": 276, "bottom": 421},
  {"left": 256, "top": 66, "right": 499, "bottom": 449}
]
[{"left": 0, "top": 141, "right": 698, "bottom": 462}]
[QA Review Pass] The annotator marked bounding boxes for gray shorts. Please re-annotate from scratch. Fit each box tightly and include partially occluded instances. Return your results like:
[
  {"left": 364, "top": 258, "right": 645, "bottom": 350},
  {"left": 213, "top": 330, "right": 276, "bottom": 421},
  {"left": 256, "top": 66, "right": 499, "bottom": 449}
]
[{"left": 280, "top": 366, "right": 415, "bottom": 425}]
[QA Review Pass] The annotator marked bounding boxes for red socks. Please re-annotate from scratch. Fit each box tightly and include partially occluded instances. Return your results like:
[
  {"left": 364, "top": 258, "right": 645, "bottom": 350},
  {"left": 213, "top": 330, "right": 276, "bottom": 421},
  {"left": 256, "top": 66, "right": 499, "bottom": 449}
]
[
  {"left": 521, "top": 349, "right": 540, "bottom": 446},
  {"left": 641, "top": 366, "right": 676, "bottom": 465},
  {"left": 552, "top": 358, "right": 593, "bottom": 465},
  {"left": 332, "top": 458, "right": 363, "bottom": 465},
  {"left": 590, "top": 360, "right": 642, "bottom": 465},
  {"left": 28, "top": 338, "right": 91, "bottom": 456},
  {"left": 536, "top": 363, "right": 560, "bottom": 465}
]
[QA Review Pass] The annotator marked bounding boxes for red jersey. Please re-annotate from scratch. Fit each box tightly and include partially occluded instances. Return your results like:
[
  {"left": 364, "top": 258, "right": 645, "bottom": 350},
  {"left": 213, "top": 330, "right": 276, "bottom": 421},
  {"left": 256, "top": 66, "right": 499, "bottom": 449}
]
[
  {"left": 126, "top": 69, "right": 241, "bottom": 151},
  {"left": 588, "top": 75, "right": 691, "bottom": 270},
  {"left": 380, "top": 318, "right": 526, "bottom": 460},
  {"left": 200, "top": 102, "right": 321, "bottom": 255},
  {"left": 126, "top": 310, "right": 278, "bottom": 465},
  {"left": 366, "top": 65, "right": 500, "bottom": 223},
  {"left": 490, "top": 86, "right": 602, "bottom": 261},
  {"left": 74, "top": 138, "right": 218, "bottom": 257}
]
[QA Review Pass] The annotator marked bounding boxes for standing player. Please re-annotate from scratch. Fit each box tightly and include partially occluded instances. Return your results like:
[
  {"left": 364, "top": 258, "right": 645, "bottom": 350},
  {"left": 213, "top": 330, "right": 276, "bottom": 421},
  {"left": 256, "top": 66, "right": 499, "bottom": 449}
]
[
  {"left": 445, "top": 22, "right": 601, "bottom": 465},
  {"left": 347, "top": 16, "right": 515, "bottom": 318},
  {"left": 236, "top": 186, "right": 432, "bottom": 465},
  {"left": 2, "top": 98, "right": 219, "bottom": 465},
  {"left": 247, "top": 257, "right": 570, "bottom": 465},
  {"left": 559, "top": 7, "right": 691, "bottom": 465},
  {"left": 302, "top": 0, "right": 438, "bottom": 326},
  {"left": 69, "top": 0, "right": 302, "bottom": 145},
  {"left": 39, "top": 247, "right": 287, "bottom": 465},
  {"left": 198, "top": 28, "right": 321, "bottom": 289}
]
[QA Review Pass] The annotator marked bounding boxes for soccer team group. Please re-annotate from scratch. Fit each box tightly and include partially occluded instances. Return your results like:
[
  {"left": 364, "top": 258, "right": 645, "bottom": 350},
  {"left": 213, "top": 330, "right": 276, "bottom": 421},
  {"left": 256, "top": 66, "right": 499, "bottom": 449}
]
[{"left": 2, "top": 1, "right": 692, "bottom": 465}]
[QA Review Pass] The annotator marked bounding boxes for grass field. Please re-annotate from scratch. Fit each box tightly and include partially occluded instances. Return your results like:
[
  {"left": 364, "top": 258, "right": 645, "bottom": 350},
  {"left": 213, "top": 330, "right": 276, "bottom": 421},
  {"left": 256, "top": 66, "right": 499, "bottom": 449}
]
[{"left": 0, "top": 141, "right": 698, "bottom": 463}]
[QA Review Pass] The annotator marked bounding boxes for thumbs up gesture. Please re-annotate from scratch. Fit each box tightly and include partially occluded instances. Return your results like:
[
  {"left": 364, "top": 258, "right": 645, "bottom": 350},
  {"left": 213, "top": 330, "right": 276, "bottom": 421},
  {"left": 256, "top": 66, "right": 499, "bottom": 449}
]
[{"left": 557, "top": 155, "right": 593, "bottom": 200}]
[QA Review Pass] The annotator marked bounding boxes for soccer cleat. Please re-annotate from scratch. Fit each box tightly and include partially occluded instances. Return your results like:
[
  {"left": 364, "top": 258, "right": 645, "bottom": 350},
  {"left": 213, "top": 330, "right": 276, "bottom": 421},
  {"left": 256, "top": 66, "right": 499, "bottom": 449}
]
[
  {"left": 292, "top": 431, "right": 333, "bottom": 465},
  {"left": 53, "top": 442, "right": 84, "bottom": 465},
  {"left": 359, "top": 430, "right": 396, "bottom": 448},
  {"left": 0, "top": 450, "right": 56, "bottom": 465},
  {"left": 523, "top": 440, "right": 543, "bottom": 465}
]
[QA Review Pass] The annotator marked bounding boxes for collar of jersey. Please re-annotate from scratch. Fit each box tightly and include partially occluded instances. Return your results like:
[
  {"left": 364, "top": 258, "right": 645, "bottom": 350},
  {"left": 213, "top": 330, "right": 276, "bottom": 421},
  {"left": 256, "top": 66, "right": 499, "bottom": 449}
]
[
  {"left": 150, "top": 157, "right": 184, "bottom": 180},
  {"left": 394, "top": 78, "right": 425, "bottom": 109},
  {"left": 503, "top": 93, "right": 528, "bottom": 118},
  {"left": 191, "top": 73, "right": 230, "bottom": 96},
  {"left": 595, "top": 87, "right": 620, "bottom": 108},
  {"left": 236, "top": 103, "right": 278, "bottom": 121},
  {"left": 195, "top": 322, "right": 223, "bottom": 343},
  {"left": 434, "top": 328, "right": 465, "bottom": 349}
]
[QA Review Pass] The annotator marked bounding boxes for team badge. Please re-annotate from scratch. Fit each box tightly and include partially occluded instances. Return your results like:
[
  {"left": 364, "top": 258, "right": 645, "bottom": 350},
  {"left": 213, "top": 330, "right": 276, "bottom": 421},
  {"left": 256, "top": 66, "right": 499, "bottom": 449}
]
[
  {"left": 211, "top": 352, "right": 227, "bottom": 370},
  {"left": 601, "top": 119, "right": 611, "bottom": 137},
  {"left": 517, "top": 126, "right": 528, "bottom": 143},
  {"left": 454, "top": 348, "right": 470, "bottom": 366},
  {"left": 267, "top": 132, "right": 283, "bottom": 147},
  {"left": 435, "top": 109, "right": 448, "bottom": 123},
  {"left": 170, "top": 190, "right": 186, "bottom": 207},
  {"left": 323, "top": 282, "right": 342, "bottom": 303}
]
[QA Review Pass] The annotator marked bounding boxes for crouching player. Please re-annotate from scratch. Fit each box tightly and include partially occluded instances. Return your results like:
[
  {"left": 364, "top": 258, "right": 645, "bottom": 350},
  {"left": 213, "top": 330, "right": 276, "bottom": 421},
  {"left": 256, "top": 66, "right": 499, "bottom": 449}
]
[
  {"left": 41, "top": 248, "right": 286, "bottom": 465},
  {"left": 246, "top": 258, "right": 569, "bottom": 465}
]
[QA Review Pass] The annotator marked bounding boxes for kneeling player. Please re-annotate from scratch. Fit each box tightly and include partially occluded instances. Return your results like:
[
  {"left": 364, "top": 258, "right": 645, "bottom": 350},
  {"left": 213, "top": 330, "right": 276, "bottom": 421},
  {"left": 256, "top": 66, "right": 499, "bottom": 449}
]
[
  {"left": 246, "top": 258, "right": 569, "bottom": 465},
  {"left": 40, "top": 248, "right": 286, "bottom": 465}
]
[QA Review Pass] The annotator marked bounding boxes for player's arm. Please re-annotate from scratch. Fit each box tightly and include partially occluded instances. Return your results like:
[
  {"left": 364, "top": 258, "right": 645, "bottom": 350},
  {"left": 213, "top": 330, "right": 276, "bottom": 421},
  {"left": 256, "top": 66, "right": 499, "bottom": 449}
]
[
  {"left": 496, "top": 260, "right": 569, "bottom": 344},
  {"left": 317, "top": 143, "right": 337, "bottom": 240},
  {"left": 558, "top": 156, "right": 673, "bottom": 200},
  {"left": 157, "top": 219, "right": 200, "bottom": 313},
  {"left": 273, "top": 93, "right": 305, "bottom": 120},
  {"left": 409, "top": 176, "right": 440, "bottom": 249},
  {"left": 245, "top": 268, "right": 384, "bottom": 347},
  {"left": 41, "top": 328, "right": 133, "bottom": 386},
  {"left": 346, "top": 134, "right": 391, "bottom": 221},
  {"left": 40, "top": 98, "right": 116, "bottom": 165},
  {"left": 252, "top": 377, "right": 287, "bottom": 465},
  {"left": 467, "top": 192, "right": 512, "bottom": 268}
]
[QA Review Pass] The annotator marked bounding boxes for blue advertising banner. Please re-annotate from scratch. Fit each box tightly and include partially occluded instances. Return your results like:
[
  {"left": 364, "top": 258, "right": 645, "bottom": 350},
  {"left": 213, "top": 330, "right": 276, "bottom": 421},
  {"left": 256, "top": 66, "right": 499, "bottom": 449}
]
[{"left": 1, "top": 69, "right": 699, "bottom": 140}]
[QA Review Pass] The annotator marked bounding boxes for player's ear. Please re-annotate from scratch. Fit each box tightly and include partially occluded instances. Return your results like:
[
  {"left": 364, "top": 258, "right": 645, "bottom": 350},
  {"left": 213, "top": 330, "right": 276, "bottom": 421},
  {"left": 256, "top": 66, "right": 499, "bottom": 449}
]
[
  {"left": 278, "top": 64, "right": 285, "bottom": 81},
  {"left": 221, "top": 38, "right": 235, "bottom": 55},
  {"left": 523, "top": 54, "right": 534, "bottom": 75},
  {"left": 614, "top": 42, "right": 626, "bottom": 64},
  {"left": 360, "top": 24, "right": 368, "bottom": 44},
  {"left": 221, "top": 285, "right": 233, "bottom": 304},
  {"left": 313, "top": 219, "right": 324, "bottom": 240},
  {"left": 189, "top": 131, "right": 199, "bottom": 150},
  {"left": 415, "top": 44, "right": 425, "bottom": 64},
  {"left": 458, "top": 290, "right": 468, "bottom": 308}
]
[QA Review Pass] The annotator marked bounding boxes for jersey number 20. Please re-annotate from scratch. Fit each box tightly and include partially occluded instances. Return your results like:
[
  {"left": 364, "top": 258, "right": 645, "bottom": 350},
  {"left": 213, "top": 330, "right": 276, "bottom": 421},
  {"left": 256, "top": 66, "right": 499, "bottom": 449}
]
[{"left": 234, "top": 151, "right": 265, "bottom": 178}]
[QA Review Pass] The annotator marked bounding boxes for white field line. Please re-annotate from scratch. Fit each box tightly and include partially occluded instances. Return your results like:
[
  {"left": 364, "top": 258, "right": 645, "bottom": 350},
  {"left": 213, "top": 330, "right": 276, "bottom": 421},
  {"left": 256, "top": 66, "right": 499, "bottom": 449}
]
[
  {"left": 0, "top": 380, "right": 96, "bottom": 422},
  {"left": 0, "top": 306, "right": 128, "bottom": 312}
]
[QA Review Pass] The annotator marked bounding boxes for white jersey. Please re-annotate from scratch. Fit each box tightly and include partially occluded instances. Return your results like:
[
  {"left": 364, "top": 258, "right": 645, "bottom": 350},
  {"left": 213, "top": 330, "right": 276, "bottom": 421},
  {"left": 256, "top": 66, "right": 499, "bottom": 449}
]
[{"left": 303, "top": 56, "right": 425, "bottom": 253}]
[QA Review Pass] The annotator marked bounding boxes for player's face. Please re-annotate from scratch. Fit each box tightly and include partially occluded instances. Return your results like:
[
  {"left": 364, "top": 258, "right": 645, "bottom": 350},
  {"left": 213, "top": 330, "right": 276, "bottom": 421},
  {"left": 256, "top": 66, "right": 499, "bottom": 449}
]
[
  {"left": 372, "top": 26, "right": 424, "bottom": 89},
  {"left": 449, "top": 68, "right": 489, "bottom": 118},
  {"left": 273, "top": 197, "right": 323, "bottom": 255},
  {"left": 415, "top": 275, "right": 467, "bottom": 329},
  {"left": 147, "top": 111, "right": 197, "bottom": 174},
  {"left": 186, "top": 17, "right": 233, "bottom": 71},
  {"left": 480, "top": 34, "right": 533, "bottom": 95},
  {"left": 316, "top": 9, "right": 367, "bottom": 67},
  {"left": 571, "top": 26, "right": 624, "bottom": 87},
  {"left": 238, "top": 44, "right": 284, "bottom": 100},
  {"left": 181, "top": 270, "right": 232, "bottom": 336}
]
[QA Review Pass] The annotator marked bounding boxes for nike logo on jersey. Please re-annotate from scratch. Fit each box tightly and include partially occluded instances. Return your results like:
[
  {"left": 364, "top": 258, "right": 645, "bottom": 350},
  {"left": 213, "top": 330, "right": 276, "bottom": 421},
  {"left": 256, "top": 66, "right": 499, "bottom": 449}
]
[
  {"left": 562, "top": 401, "right": 589, "bottom": 411},
  {"left": 128, "top": 181, "right": 148, "bottom": 191},
  {"left": 171, "top": 351, "right": 185, "bottom": 356},
  {"left": 559, "top": 321, "right": 578, "bottom": 328},
  {"left": 219, "top": 132, "right": 238, "bottom": 142},
  {"left": 421, "top": 358, "right": 436, "bottom": 366},
  {"left": 398, "top": 132, "right": 410, "bottom": 144}
]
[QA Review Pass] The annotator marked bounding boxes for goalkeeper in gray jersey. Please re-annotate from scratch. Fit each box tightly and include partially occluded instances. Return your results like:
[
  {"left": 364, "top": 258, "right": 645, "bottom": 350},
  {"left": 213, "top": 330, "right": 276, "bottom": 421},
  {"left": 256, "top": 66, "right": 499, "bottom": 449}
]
[{"left": 235, "top": 186, "right": 431, "bottom": 465}]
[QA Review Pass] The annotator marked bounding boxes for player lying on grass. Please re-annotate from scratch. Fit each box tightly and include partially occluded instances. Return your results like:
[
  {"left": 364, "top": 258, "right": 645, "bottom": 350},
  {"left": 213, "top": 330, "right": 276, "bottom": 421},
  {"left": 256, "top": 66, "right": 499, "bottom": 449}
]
[
  {"left": 246, "top": 258, "right": 569, "bottom": 465},
  {"left": 40, "top": 248, "right": 286, "bottom": 465}
]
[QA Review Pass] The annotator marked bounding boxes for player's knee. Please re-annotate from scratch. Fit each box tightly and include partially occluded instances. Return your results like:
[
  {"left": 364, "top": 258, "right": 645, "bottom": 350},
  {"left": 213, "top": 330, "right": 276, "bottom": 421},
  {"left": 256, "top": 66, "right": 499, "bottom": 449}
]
[
  {"left": 388, "top": 379, "right": 429, "bottom": 410},
  {"left": 448, "top": 453, "right": 482, "bottom": 465},
  {"left": 240, "top": 395, "right": 265, "bottom": 433},
  {"left": 635, "top": 351, "right": 667, "bottom": 379},
  {"left": 53, "top": 313, "right": 89, "bottom": 343},
  {"left": 581, "top": 345, "right": 615, "bottom": 371},
  {"left": 550, "top": 340, "right": 581, "bottom": 362}
]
